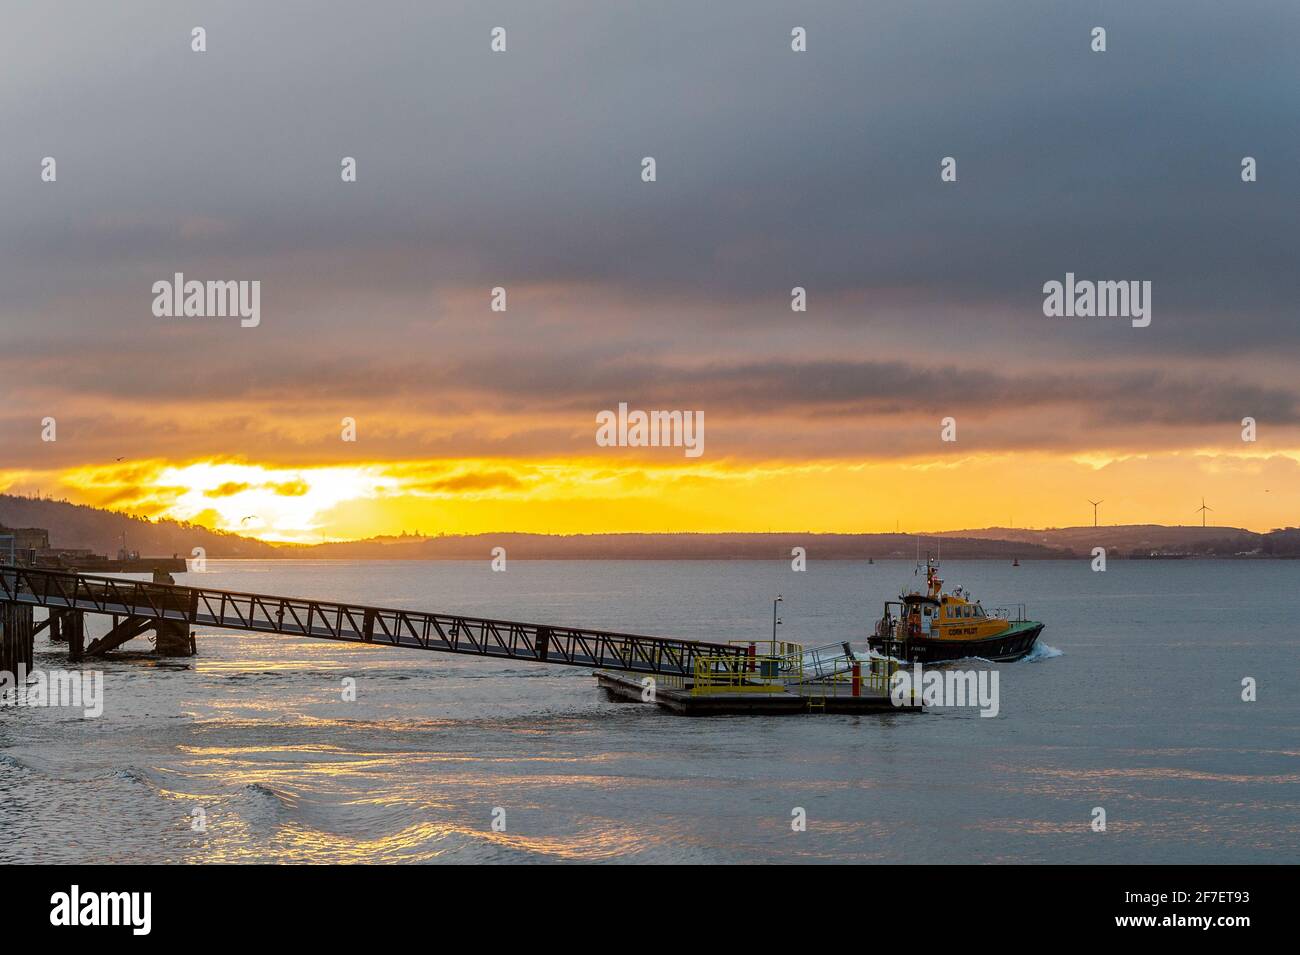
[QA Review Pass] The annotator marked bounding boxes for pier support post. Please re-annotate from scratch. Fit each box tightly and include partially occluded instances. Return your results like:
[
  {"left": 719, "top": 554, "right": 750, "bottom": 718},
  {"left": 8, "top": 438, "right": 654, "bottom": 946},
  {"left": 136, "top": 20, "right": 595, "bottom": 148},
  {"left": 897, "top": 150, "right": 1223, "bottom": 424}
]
[
  {"left": 0, "top": 603, "right": 35, "bottom": 676},
  {"left": 66, "top": 611, "right": 85, "bottom": 660},
  {"left": 49, "top": 609, "right": 66, "bottom": 642},
  {"left": 151, "top": 568, "right": 195, "bottom": 657},
  {"left": 153, "top": 619, "right": 193, "bottom": 656},
  {"left": 16, "top": 604, "right": 32, "bottom": 673},
  {"left": 0, "top": 603, "right": 10, "bottom": 676}
]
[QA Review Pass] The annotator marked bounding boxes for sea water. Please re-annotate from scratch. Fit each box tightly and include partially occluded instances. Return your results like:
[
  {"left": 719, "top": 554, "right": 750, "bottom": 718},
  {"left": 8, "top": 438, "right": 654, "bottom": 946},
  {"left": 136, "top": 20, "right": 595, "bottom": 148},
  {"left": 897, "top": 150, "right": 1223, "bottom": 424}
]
[{"left": 1, "top": 559, "right": 1296, "bottom": 863}]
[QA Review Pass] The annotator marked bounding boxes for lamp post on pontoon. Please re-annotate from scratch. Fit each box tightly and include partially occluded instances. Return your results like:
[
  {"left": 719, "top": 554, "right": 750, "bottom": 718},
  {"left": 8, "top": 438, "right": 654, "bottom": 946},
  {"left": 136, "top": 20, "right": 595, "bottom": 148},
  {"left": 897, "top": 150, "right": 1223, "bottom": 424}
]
[{"left": 772, "top": 595, "right": 783, "bottom": 651}]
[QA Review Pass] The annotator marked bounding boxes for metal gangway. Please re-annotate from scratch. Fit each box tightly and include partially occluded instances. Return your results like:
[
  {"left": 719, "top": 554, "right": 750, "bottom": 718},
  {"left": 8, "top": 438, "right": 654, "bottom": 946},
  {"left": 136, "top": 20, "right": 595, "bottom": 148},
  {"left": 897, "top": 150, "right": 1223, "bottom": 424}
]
[
  {"left": 0, "top": 565, "right": 746, "bottom": 677},
  {"left": 789, "top": 641, "right": 861, "bottom": 684}
]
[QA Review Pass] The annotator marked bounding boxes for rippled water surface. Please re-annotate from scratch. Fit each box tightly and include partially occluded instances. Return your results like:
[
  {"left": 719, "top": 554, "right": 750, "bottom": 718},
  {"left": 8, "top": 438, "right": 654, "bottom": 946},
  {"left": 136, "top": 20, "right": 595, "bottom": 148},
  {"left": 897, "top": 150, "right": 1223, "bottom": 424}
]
[{"left": 2, "top": 559, "right": 1297, "bottom": 863}]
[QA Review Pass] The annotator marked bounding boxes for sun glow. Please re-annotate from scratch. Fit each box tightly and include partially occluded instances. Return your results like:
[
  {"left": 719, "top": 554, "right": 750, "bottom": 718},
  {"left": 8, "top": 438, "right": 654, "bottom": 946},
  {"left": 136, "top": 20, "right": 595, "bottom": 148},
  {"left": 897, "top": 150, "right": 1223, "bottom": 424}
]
[
  {"left": 60, "top": 460, "right": 390, "bottom": 543},
  {"left": 6, "top": 448, "right": 1298, "bottom": 543}
]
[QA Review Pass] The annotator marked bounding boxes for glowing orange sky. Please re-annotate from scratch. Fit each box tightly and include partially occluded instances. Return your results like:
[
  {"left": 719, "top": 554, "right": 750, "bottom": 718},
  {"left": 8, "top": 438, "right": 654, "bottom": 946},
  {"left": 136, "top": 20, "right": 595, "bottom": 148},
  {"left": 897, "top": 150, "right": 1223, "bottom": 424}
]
[{"left": 1, "top": 451, "right": 1295, "bottom": 543}]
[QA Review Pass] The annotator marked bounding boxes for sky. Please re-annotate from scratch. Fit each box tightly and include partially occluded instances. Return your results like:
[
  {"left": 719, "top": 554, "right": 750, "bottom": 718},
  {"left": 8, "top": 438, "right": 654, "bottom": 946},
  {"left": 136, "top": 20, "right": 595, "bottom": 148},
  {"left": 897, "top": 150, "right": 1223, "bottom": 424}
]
[{"left": 2, "top": 1, "right": 1298, "bottom": 542}]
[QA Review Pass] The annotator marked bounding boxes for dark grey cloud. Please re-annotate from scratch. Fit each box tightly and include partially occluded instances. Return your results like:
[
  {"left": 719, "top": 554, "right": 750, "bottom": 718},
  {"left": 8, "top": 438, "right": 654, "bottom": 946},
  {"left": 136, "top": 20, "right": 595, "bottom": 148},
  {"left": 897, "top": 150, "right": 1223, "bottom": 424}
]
[
  {"left": 2, "top": 0, "right": 1297, "bottom": 470},
  {"left": 3, "top": 3, "right": 1297, "bottom": 310},
  {"left": 4, "top": 341, "right": 1294, "bottom": 468}
]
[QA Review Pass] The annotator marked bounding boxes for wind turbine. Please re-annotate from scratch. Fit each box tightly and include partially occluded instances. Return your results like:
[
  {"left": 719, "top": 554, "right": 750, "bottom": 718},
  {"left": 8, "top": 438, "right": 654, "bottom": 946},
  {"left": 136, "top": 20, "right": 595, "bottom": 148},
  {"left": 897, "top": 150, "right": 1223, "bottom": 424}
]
[
  {"left": 1087, "top": 499, "right": 1103, "bottom": 527},
  {"left": 1196, "top": 498, "right": 1212, "bottom": 528}
]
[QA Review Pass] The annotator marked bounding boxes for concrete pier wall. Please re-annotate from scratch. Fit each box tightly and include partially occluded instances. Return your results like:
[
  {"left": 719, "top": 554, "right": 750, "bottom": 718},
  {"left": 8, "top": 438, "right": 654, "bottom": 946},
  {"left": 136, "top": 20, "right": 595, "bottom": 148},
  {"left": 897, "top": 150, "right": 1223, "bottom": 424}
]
[
  {"left": 153, "top": 619, "right": 194, "bottom": 656},
  {"left": 150, "top": 569, "right": 194, "bottom": 656}
]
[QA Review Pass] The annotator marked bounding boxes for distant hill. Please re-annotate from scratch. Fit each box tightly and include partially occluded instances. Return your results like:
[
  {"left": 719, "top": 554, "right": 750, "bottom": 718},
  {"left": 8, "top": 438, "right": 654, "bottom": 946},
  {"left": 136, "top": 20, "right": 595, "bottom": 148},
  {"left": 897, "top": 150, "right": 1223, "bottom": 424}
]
[
  {"left": 299, "top": 526, "right": 1300, "bottom": 559},
  {"left": 5, "top": 493, "right": 1297, "bottom": 559},
  {"left": 299, "top": 531, "right": 1068, "bottom": 560},
  {"left": 1259, "top": 527, "right": 1300, "bottom": 557},
  {"left": 934, "top": 524, "right": 1274, "bottom": 557},
  {"left": 0, "top": 494, "right": 284, "bottom": 558}
]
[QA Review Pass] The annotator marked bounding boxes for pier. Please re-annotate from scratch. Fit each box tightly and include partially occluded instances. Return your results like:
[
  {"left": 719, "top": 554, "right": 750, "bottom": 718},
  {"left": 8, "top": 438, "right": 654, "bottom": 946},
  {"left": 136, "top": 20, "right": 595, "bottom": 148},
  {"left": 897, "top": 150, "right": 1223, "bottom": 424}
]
[
  {"left": 0, "top": 565, "right": 745, "bottom": 676},
  {"left": 0, "top": 565, "right": 912, "bottom": 715}
]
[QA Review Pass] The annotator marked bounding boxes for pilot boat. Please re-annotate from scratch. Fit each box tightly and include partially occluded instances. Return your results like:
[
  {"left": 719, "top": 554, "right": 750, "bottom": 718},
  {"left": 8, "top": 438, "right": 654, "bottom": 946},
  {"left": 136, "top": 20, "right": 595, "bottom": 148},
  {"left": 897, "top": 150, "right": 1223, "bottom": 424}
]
[{"left": 867, "top": 557, "right": 1044, "bottom": 663}]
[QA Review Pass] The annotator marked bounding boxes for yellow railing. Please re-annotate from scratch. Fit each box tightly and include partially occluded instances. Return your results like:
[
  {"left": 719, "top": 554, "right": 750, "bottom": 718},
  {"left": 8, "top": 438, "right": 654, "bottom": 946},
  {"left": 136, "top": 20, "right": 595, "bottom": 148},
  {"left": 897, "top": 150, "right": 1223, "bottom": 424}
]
[
  {"left": 854, "top": 657, "right": 899, "bottom": 694},
  {"left": 797, "top": 656, "right": 900, "bottom": 696},
  {"left": 692, "top": 642, "right": 903, "bottom": 697},
  {"left": 692, "top": 647, "right": 802, "bottom": 695},
  {"left": 863, "top": 667, "right": 892, "bottom": 694},
  {"left": 657, "top": 673, "right": 687, "bottom": 691}
]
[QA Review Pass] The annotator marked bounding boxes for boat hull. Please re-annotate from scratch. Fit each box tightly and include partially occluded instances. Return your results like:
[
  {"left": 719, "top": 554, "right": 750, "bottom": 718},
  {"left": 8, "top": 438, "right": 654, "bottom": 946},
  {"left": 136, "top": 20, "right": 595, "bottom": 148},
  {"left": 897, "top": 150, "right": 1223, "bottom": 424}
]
[{"left": 869, "top": 621, "right": 1045, "bottom": 663}]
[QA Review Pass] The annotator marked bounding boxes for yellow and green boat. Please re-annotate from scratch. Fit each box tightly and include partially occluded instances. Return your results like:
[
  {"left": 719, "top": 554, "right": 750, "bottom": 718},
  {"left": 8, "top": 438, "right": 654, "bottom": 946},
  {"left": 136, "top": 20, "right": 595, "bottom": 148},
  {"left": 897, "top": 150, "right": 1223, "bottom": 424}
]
[{"left": 868, "top": 558, "right": 1044, "bottom": 663}]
